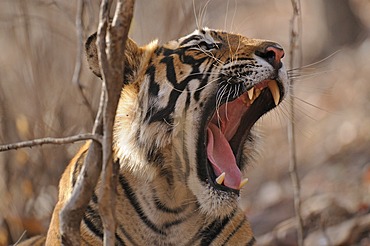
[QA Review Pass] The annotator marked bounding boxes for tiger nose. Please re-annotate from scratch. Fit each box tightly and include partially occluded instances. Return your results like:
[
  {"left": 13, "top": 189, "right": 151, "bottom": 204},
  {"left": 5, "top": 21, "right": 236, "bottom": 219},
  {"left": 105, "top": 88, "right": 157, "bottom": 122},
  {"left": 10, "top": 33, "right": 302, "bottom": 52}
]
[{"left": 255, "top": 45, "right": 285, "bottom": 70}]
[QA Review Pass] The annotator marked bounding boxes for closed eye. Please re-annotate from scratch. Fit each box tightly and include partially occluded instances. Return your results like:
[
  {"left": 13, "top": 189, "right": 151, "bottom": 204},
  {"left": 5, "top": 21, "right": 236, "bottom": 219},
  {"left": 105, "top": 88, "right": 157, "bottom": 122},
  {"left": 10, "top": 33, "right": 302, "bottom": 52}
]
[{"left": 189, "top": 41, "right": 221, "bottom": 51}]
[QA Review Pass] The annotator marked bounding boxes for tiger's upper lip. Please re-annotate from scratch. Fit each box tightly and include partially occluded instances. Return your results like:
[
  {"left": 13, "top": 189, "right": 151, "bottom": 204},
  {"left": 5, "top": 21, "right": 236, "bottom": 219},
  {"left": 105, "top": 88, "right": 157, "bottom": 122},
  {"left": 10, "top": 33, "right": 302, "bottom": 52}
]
[{"left": 205, "top": 79, "right": 284, "bottom": 193}]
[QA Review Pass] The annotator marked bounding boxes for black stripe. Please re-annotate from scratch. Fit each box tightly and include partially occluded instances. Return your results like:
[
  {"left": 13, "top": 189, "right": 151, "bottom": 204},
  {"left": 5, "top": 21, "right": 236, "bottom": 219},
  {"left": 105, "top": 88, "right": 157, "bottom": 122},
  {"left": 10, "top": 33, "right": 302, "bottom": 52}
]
[
  {"left": 211, "top": 30, "right": 224, "bottom": 41},
  {"left": 179, "top": 35, "right": 202, "bottom": 46},
  {"left": 246, "top": 237, "right": 256, "bottom": 246},
  {"left": 146, "top": 64, "right": 160, "bottom": 97},
  {"left": 146, "top": 47, "right": 208, "bottom": 124},
  {"left": 92, "top": 192, "right": 98, "bottom": 204},
  {"left": 146, "top": 146, "right": 164, "bottom": 165},
  {"left": 181, "top": 51, "right": 205, "bottom": 65},
  {"left": 71, "top": 151, "right": 86, "bottom": 187},
  {"left": 83, "top": 205, "right": 103, "bottom": 239},
  {"left": 185, "top": 87, "right": 191, "bottom": 111},
  {"left": 159, "top": 166, "right": 174, "bottom": 187},
  {"left": 119, "top": 174, "right": 166, "bottom": 235},
  {"left": 145, "top": 54, "right": 181, "bottom": 124},
  {"left": 71, "top": 162, "right": 79, "bottom": 187},
  {"left": 155, "top": 46, "right": 163, "bottom": 56},
  {"left": 116, "top": 224, "right": 139, "bottom": 246},
  {"left": 199, "top": 211, "right": 235, "bottom": 246},
  {"left": 146, "top": 90, "right": 182, "bottom": 124},
  {"left": 162, "top": 56, "right": 178, "bottom": 85},
  {"left": 222, "top": 216, "right": 247, "bottom": 245},
  {"left": 114, "top": 231, "right": 126, "bottom": 246},
  {"left": 153, "top": 197, "right": 187, "bottom": 214},
  {"left": 193, "top": 60, "right": 213, "bottom": 101},
  {"left": 162, "top": 217, "right": 187, "bottom": 229},
  {"left": 195, "top": 98, "right": 214, "bottom": 184},
  {"left": 83, "top": 204, "right": 129, "bottom": 245},
  {"left": 153, "top": 194, "right": 187, "bottom": 214}
]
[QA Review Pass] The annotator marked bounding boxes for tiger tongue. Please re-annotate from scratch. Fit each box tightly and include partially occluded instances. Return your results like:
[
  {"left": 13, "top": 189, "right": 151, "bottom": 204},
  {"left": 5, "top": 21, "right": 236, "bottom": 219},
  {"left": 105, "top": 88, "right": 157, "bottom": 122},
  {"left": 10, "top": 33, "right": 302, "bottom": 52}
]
[{"left": 207, "top": 123, "right": 242, "bottom": 190}]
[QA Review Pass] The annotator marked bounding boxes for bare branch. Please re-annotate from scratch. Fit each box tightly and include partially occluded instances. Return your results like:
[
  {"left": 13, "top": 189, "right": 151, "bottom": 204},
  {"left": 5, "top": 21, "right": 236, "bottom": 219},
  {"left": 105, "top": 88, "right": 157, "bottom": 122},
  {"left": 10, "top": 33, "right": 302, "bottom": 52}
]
[
  {"left": 288, "top": 0, "right": 304, "bottom": 245},
  {"left": 58, "top": 0, "right": 135, "bottom": 245},
  {"left": 97, "top": 0, "right": 135, "bottom": 245},
  {"left": 72, "top": 0, "right": 95, "bottom": 121},
  {"left": 72, "top": 0, "right": 83, "bottom": 87},
  {"left": 58, "top": 2, "right": 109, "bottom": 245},
  {"left": 0, "top": 133, "right": 102, "bottom": 152},
  {"left": 59, "top": 92, "right": 104, "bottom": 246},
  {"left": 59, "top": 139, "right": 103, "bottom": 246}
]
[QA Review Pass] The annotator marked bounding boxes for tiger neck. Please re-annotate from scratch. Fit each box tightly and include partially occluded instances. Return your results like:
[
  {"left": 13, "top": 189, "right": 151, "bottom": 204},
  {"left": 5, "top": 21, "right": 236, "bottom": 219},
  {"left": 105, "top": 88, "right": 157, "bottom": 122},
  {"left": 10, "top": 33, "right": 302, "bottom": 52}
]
[
  {"left": 120, "top": 159, "right": 197, "bottom": 210},
  {"left": 118, "top": 162, "right": 204, "bottom": 232}
]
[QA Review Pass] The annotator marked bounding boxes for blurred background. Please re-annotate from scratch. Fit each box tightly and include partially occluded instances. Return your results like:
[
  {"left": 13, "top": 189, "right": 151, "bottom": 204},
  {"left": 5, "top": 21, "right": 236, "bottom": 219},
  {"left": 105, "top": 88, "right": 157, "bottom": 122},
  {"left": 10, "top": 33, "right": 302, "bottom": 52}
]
[{"left": 0, "top": 0, "right": 369, "bottom": 245}]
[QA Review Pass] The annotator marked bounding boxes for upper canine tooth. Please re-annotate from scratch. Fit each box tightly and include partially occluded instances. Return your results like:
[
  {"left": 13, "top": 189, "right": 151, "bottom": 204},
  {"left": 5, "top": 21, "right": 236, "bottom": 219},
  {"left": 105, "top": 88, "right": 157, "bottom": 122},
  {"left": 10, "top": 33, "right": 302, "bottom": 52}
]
[
  {"left": 215, "top": 172, "right": 226, "bottom": 185},
  {"left": 247, "top": 87, "right": 254, "bottom": 100},
  {"left": 268, "top": 80, "right": 280, "bottom": 106}
]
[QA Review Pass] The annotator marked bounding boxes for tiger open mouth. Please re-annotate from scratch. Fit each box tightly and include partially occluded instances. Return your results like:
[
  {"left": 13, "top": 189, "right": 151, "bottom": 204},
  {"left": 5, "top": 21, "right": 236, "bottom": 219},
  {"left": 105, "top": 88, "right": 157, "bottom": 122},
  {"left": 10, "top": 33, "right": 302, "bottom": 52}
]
[{"left": 205, "top": 79, "right": 283, "bottom": 194}]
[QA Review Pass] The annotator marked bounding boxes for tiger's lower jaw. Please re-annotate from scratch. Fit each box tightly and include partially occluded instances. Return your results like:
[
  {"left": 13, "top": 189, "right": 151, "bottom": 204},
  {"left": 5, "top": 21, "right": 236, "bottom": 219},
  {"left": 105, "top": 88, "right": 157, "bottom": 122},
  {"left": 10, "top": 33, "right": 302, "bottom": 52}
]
[{"left": 196, "top": 183, "right": 240, "bottom": 219}]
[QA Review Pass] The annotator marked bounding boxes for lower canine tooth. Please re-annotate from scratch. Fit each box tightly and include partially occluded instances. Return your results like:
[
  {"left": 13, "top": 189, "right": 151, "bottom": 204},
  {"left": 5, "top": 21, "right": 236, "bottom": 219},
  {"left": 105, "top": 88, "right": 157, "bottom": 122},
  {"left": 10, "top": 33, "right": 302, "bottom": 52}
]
[
  {"left": 239, "top": 178, "right": 249, "bottom": 189},
  {"left": 267, "top": 80, "right": 280, "bottom": 106},
  {"left": 250, "top": 89, "right": 261, "bottom": 104},
  {"left": 215, "top": 172, "right": 226, "bottom": 185}
]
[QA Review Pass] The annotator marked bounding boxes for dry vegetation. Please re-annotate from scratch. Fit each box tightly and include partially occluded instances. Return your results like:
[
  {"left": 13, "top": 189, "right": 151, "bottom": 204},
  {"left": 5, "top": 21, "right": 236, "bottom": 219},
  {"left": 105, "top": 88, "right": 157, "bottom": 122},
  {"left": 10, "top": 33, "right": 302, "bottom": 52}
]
[{"left": 0, "top": 0, "right": 369, "bottom": 245}]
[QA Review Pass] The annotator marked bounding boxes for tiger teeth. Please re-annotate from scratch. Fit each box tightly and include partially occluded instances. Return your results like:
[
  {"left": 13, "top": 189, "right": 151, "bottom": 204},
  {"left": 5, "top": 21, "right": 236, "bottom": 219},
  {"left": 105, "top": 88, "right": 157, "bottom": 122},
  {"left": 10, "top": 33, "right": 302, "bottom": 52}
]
[
  {"left": 215, "top": 172, "right": 226, "bottom": 185},
  {"left": 215, "top": 173, "right": 248, "bottom": 189},
  {"left": 267, "top": 80, "right": 280, "bottom": 106},
  {"left": 250, "top": 88, "right": 261, "bottom": 104},
  {"left": 247, "top": 87, "right": 254, "bottom": 100},
  {"left": 239, "top": 178, "right": 249, "bottom": 189}
]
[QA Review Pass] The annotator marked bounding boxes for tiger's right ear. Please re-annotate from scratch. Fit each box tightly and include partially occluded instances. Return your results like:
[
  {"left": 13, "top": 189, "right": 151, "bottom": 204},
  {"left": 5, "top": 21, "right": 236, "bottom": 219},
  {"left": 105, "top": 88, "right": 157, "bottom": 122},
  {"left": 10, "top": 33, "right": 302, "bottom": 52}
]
[{"left": 85, "top": 32, "right": 143, "bottom": 79}]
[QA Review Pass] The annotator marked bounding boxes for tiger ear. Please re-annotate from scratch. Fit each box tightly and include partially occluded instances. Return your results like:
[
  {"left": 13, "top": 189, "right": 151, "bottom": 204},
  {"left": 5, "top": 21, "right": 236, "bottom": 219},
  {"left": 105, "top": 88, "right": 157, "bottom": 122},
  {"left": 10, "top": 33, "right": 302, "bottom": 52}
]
[{"left": 85, "top": 32, "right": 143, "bottom": 79}]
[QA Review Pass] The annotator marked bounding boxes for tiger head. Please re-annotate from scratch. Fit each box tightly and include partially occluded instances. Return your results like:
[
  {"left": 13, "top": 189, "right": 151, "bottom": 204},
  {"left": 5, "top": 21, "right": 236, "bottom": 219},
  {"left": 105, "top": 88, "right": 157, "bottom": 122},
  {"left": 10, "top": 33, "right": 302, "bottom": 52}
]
[{"left": 86, "top": 28, "right": 288, "bottom": 219}]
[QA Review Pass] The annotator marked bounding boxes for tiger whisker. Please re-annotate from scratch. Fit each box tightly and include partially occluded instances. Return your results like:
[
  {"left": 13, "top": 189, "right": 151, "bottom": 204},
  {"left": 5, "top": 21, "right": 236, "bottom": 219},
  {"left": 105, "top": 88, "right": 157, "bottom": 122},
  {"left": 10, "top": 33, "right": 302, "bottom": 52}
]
[
  {"left": 224, "top": 85, "right": 233, "bottom": 121},
  {"left": 279, "top": 97, "right": 323, "bottom": 122},
  {"left": 200, "top": 0, "right": 212, "bottom": 29},
  {"left": 215, "top": 83, "right": 228, "bottom": 127},
  {"left": 288, "top": 69, "right": 333, "bottom": 81},
  {"left": 164, "top": 118, "right": 180, "bottom": 128},
  {"left": 163, "top": 74, "right": 221, "bottom": 93},
  {"left": 289, "top": 50, "right": 340, "bottom": 72},
  {"left": 192, "top": 0, "right": 200, "bottom": 30},
  {"left": 230, "top": 0, "right": 237, "bottom": 34},
  {"left": 190, "top": 77, "right": 222, "bottom": 92},
  {"left": 191, "top": 46, "right": 224, "bottom": 66},
  {"left": 291, "top": 95, "right": 329, "bottom": 113}
]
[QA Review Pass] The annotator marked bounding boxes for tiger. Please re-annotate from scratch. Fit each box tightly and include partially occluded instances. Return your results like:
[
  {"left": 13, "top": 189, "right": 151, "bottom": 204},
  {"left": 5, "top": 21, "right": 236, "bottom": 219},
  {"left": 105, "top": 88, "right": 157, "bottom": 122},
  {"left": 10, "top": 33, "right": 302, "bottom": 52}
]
[{"left": 21, "top": 27, "right": 288, "bottom": 245}]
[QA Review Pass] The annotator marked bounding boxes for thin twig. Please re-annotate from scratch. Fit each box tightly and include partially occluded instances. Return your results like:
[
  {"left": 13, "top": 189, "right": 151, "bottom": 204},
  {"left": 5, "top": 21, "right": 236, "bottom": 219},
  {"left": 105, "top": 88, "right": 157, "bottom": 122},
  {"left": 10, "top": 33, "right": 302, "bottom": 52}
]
[
  {"left": 59, "top": 92, "right": 104, "bottom": 245},
  {"left": 288, "top": 0, "right": 304, "bottom": 245},
  {"left": 72, "top": 0, "right": 83, "bottom": 87},
  {"left": 0, "top": 133, "right": 102, "bottom": 152},
  {"left": 72, "top": 0, "right": 95, "bottom": 121},
  {"left": 13, "top": 230, "right": 27, "bottom": 245}
]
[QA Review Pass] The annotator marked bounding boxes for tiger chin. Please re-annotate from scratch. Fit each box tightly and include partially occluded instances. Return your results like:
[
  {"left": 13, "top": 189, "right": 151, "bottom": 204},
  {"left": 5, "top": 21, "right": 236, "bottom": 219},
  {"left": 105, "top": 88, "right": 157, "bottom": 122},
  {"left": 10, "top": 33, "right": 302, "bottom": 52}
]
[{"left": 23, "top": 28, "right": 288, "bottom": 245}]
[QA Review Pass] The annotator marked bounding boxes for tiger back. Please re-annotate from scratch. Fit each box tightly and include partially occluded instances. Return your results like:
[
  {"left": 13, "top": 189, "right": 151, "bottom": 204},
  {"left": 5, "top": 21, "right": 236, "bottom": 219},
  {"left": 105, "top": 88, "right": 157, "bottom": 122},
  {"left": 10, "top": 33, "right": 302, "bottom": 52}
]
[{"left": 41, "top": 28, "right": 288, "bottom": 245}]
